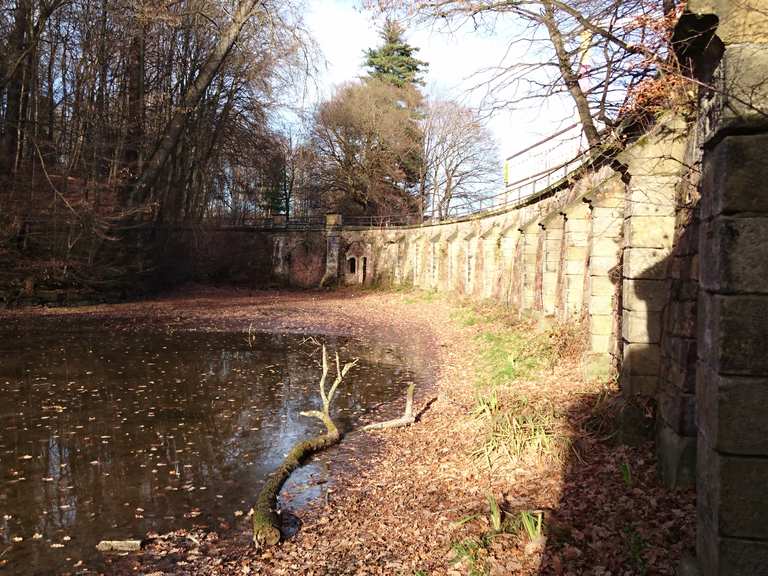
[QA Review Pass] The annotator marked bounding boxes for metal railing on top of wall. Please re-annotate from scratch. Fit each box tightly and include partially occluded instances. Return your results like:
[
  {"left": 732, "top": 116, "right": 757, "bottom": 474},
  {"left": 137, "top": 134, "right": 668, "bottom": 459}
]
[
  {"left": 340, "top": 145, "right": 593, "bottom": 230},
  {"left": 194, "top": 139, "right": 599, "bottom": 232}
]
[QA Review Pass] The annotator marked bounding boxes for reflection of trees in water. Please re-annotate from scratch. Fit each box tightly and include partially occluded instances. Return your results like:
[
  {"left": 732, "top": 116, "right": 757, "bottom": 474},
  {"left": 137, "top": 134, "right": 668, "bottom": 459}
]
[{"left": 0, "top": 323, "right": 419, "bottom": 574}]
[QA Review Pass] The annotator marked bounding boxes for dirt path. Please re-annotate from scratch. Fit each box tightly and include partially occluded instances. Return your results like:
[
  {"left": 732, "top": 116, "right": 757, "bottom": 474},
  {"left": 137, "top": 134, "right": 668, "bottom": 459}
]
[{"left": 2, "top": 288, "right": 695, "bottom": 575}]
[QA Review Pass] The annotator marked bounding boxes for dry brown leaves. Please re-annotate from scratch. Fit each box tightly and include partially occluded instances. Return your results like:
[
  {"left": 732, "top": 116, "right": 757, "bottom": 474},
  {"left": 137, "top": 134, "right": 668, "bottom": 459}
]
[{"left": 6, "top": 288, "right": 694, "bottom": 576}]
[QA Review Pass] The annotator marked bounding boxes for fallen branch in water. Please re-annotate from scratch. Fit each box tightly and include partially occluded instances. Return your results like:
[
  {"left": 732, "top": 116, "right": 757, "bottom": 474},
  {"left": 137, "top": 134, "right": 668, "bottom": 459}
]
[
  {"left": 96, "top": 540, "right": 143, "bottom": 553},
  {"left": 251, "top": 345, "right": 357, "bottom": 549},
  {"left": 362, "top": 382, "right": 416, "bottom": 431}
]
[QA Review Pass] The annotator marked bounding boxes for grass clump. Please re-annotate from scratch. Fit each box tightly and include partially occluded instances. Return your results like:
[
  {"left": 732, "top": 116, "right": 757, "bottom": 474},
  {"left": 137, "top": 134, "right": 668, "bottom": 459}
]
[
  {"left": 448, "top": 494, "right": 510, "bottom": 575},
  {"left": 518, "top": 510, "right": 544, "bottom": 541},
  {"left": 471, "top": 393, "right": 567, "bottom": 468},
  {"left": 477, "top": 329, "right": 550, "bottom": 387},
  {"left": 449, "top": 496, "right": 547, "bottom": 575},
  {"left": 449, "top": 536, "right": 490, "bottom": 576},
  {"left": 450, "top": 306, "right": 483, "bottom": 326},
  {"left": 447, "top": 301, "right": 586, "bottom": 470},
  {"left": 450, "top": 302, "right": 586, "bottom": 389},
  {"left": 404, "top": 289, "right": 440, "bottom": 305}
]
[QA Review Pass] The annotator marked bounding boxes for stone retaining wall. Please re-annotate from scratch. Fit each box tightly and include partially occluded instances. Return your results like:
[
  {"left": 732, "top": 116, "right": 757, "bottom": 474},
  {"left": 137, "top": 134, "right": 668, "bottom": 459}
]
[
  {"left": 267, "top": 4, "right": 768, "bottom": 571},
  {"left": 335, "top": 122, "right": 685, "bottom": 385},
  {"left": 687, "top": 1, "right": 768, "bottom": 572}
]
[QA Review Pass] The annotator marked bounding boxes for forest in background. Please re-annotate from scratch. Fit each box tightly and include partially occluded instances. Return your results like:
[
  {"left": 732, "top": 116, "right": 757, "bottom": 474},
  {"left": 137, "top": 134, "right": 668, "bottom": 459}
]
[
  {"left": 0, "top": 0, "right": 687, "bottom": 304},
  {"left": 0, "top": 0, "right": 502, "bottom": 302}
]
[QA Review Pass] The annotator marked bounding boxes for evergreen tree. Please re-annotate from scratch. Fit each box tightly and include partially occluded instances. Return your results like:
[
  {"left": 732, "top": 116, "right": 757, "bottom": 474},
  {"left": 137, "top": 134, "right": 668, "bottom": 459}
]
[{"left": 364, "top": 20, "right": 428, "bottom": 88}]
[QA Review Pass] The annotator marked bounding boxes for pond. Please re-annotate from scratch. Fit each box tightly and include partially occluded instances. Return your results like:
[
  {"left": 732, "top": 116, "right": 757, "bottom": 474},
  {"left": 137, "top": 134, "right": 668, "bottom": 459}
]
[{"left": 0, "top": 320, "right": 419, "bottom": 574}]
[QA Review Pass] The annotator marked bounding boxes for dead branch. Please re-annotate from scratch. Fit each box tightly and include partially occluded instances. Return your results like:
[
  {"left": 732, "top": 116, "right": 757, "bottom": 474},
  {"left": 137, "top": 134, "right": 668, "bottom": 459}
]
[
  {"left": 251, "top": 345, "right": 357, "bottom": 548},
  {"left": 362, "top": 382, "right": 416, "bottom": 431}
]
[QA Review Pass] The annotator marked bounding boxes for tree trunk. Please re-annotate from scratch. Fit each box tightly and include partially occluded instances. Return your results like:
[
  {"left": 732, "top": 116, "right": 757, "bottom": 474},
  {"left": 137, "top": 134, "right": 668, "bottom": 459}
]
[
  {"left": 125, "top": 30, "right": 145, "bottom": 176},
  {"left": 3, "top": 0, "right": 29, "bottom": 175},
  {"left": 541, "top": 0, "right": 601, "bottom": 151},
  {"left": 128, "top": 0, "right": 261, "bottom": 206},
  {"left": 251, "top": 346, "right": 356, "bottom": 548}
]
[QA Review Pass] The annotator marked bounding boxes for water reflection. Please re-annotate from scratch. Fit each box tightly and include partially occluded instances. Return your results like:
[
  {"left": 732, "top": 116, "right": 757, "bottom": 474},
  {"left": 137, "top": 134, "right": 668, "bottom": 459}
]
[{"left": 0, "top": 323, "right": 416, "bottom": 575}]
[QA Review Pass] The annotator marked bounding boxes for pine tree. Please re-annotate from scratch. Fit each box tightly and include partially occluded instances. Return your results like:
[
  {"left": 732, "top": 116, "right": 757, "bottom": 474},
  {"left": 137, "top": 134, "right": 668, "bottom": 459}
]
[{"left": 364, "top": 20, "right": 428, "bottom": 88}]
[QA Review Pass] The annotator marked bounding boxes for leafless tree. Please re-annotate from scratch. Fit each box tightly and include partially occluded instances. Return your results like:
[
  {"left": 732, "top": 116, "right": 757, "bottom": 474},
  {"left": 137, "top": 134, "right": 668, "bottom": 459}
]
[
  {"left": 0, "top": 0, "right": 316, "bottom": 291},
  {"left": 371, "top": 0, "right": 680, "bottom": 152},
  {"left": 420, "top": 99, "right": 500, "bottom": 219}
]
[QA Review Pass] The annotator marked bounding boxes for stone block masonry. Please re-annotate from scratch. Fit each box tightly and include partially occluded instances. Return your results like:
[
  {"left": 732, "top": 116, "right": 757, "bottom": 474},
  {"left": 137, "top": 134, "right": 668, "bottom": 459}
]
[
  {"left": 262, "top": 4, "right": 768, "bottom": 572},
  {"left": 689, "top": 1, "right": 768, "bottom": 573}
]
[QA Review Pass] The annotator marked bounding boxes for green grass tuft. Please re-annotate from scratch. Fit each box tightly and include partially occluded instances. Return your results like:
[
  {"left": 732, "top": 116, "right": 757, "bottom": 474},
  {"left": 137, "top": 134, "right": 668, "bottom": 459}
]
[
  {"left": 471, "top": 395, "right": 566, "bottom": 468},
  {"left": 449, "top": 537, "right": 489, "bottom": 576}
]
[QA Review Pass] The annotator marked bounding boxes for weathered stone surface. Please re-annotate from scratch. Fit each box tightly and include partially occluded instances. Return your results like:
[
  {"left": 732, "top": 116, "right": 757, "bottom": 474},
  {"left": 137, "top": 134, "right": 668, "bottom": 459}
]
[
  {"left": 620, "top": 121, "right": 686, "bottom": 217},
  {"left": 623, "top": 248, "right": 669, "bottom": 279},
  {"left": 625, "top": 186, "right": 678, "bottom": 217},
  {"left": 590, "top": 334, "right": 613, "bottom": 355},
  {"left": 622, "top": 309, "right": 662, "bottom": 343},
  {"left": 564, "top": 203, "right": 592, "bottom": 219},
  {"left": 687, "top": 0, "right": 768, "bottom": 45},
  {"left": 700, "top": 216, "right": 768, "bottom": 294},
  {"left": 656, "top": 421, "right": 697, "bottom": 488},
  {"left": 581, "top": 352, "right": 614, "bottom": 380},
  {"left": 566, "top": 276, "right": 584, "bottom": 292},
  {"left": 565, "top": 218, "right": 590, "bottom": 233},
  {"left": 623, "top": 279, "right": 669, "bottom": 312},
  {"left": 668, "top": 301, "right": 698, "bottom": 339},
  {"left": 624, "top": 216, "right": 676, "bottom": 249},
  {"left": 698, "top": 513, "right": 768, "bottom": 576},
  {"left": 698, "top": 440, "right": 768, "bottom": 539},
  {"left": 622, "top": 342, "right": 661, "bottom": 377},
  {"left": 658, "top": 383, "right": 697, "bottom": 437},
  {"left": 698, "top": 292, "right": 768, "bottom": 376},
  {"left": 589, "top": 293, "right": 614, "bottom": 315},
  {"left": 667, "top": 356, "right": 697, "bottom": 394},
  {"left": 677, "top": 554, "right": 700, "bottom": 576},
  {"left": 591, "top": 237, "right": 622, "bottom": 258},
  {"left": 590, "top": 179, "right": 625, "bottom": 208},
  {"left": 564, "top": 260, "right": 585, "bottom": 275},
  {"left": 565, "top": 246, "right": 588, "bottom": 260},
  {"left": 701, "top": 45, "right": 768, "bottom": 138},
  {"left": 590, "top": 314, "right": 613, "bottom": 336},
  {"left": 621, "top": 373, "right": 658, "bottom": 396},
  {"left": 591, "top": 206, "right": 623, "bottom": 221},
  {"left": 591, "top": 195, "right": 624, "bottom": 210},
  {"left": 591, "top": 276, "right": 615, "bottom": 297},
  {"left": 701, "top": 134, "right": 768, "bottom": 218},
  {"left": 590, "top": 255, "right": 620, "bottom": 275},
  {"left": 698, "top": 365, "right": 768, "bottom": 456}
]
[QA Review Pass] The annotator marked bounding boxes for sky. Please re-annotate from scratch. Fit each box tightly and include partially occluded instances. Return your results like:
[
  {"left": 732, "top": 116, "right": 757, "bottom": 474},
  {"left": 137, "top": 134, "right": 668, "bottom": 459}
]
[{"left": 302, "top": 0, "right": 586, "bottom": 184}]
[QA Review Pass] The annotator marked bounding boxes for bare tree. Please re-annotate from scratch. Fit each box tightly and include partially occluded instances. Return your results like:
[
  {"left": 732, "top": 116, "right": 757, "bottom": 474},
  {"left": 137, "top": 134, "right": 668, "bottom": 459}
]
[
  {"left": 0, "top": 0, "right": 316, "bottom": 294},
  {"left": 371, "top": 1, "right": 679, "bottom": 152},
  {"left": 420, "top": 99, "right": 500, "bottom": 219}
]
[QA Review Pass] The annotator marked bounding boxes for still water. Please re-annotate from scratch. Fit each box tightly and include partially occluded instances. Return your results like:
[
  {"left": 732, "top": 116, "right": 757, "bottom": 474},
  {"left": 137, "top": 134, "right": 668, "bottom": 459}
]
[{"left": 0, "top": 321, "right": 417, "bottom": 574}]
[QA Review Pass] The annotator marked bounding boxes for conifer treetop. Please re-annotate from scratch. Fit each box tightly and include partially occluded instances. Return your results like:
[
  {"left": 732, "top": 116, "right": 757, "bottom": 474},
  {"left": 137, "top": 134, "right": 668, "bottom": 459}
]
[{"left": 364, "top": 19, "right": 428, "bottom": 88}]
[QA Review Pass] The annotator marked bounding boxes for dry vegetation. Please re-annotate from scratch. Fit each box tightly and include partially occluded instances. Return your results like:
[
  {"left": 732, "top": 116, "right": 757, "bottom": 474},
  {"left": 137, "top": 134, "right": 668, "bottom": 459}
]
[{"left": 18, "top": 287, "right": 695, "bottom": 575}]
